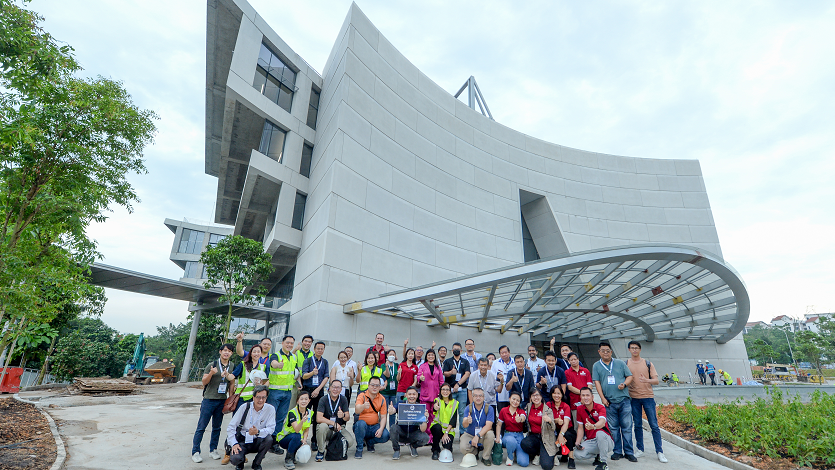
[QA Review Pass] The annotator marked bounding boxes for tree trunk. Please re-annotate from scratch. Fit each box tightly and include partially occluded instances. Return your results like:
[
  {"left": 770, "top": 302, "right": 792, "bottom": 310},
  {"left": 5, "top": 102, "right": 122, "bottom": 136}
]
[
  {"left": 36, "top": 336, "right": 57, "bottom": 385},
  {"left": 0, "top": 336, "right": 19, "bottom": 388},
  {"left": 224, "top": 302, "right": 233, "bottom": 342}
]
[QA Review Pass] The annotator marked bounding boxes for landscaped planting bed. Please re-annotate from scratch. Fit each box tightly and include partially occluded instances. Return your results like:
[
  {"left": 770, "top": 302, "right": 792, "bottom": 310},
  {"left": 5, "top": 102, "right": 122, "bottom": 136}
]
[{"left": 657, "top": 388, "right": 835, "bottom": 470}]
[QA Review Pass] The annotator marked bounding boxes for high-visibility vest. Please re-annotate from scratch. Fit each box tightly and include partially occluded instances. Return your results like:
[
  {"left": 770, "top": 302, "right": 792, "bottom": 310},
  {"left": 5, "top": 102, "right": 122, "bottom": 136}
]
[
  {"left": 295, "top": 349, "right": 313, "bottom": 374},
  {"left": 268, "top": 351, "right": 296, "bottom": 391},
  {"left": 276, "top": 406, "right": 311, "bottom": 439},
  {"left": 358, "top": 365, "right": 383, "bottom": 392},
  {"left": 432, "top": 397, "right": 459, "bottom": 436},
  {"left": 236, "top": 362, "right": 267, "bottom": 400}
]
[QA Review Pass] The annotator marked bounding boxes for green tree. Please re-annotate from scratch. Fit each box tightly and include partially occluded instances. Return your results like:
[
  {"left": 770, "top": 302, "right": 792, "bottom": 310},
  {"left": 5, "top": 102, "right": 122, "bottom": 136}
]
[
  {"left": 50, "top": 317, "right": 132, "bottom": 380},
  {"left": 748, "top": 338, "right": 776, "bottom": 366},
  {"left": 794, "top": 331, "right": 827, "bottom": 378},
  {"left": 174, "top": 313, "right": 227, "bottom": 376},
  {"left": 200, "top": 235, "right": 273, "bottom": 340}
]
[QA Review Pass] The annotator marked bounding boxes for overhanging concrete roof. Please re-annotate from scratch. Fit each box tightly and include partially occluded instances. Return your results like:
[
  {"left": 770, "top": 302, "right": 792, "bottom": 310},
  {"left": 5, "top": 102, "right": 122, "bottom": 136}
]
[
  {"left": 343, "top": 245, "right": 749, "bottom": 344},
  {"left": 88, "top": 263, "right": 289, "bottom": 321}
]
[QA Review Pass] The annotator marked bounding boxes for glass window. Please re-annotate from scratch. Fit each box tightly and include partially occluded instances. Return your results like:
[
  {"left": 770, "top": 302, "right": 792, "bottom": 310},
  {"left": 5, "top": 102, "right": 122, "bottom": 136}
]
[
  {"left": 208, "top": 233, "right": 225, "bottom": 247},
  {"left": 291, "top": 192, "right": 307, "bottom": 230},
  {"left": 252, "top": 43, "right": 295, "bottom": 113},
  {"left": 258, "top": 121, "right": 287, "bottom": 162},
  {"left": 306, "top": 87, "right": 320, "bottom": 129},
  {"left": 178, "top": 229, "right": 205, "bottom": 254},
  {"left": 300, "top": 144, "right": 313, "bottom": 178},
  {"left": 184, "top": 261, "right": 205, "bottom": 279}
]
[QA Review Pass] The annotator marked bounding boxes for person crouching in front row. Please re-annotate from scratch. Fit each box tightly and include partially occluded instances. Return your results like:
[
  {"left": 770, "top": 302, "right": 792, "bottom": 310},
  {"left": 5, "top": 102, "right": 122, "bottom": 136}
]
[
  {"left": 573, "top": 387, "right": 614, "bottom": 470},
  {"left": 460, "top": 387, "right": 496, "bottom": 465},
  {"left": 388, "top": 386, "right": 430, "bottom": 459},
  {"left": 226, "top": 386, "right": 275, "bottom": 470}
]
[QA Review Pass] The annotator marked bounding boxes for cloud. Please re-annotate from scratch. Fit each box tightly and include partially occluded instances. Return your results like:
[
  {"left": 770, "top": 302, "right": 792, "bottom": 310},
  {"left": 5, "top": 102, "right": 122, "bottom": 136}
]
[{"left": 31, "top": 0, "right": 835, "bottom": 333}]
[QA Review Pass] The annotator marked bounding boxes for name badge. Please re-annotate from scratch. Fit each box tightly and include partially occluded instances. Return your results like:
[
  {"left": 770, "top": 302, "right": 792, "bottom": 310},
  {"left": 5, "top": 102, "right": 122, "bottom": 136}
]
[
  {"left": 217, "top": 382, "right": 227, "bottom": 394},
  {"left": 456, "top": 373, "right": 462, "bottom": 382},
  {"left": 474, "top": 427, "right": 482, "bottom": 435},
  {"left": 312, "top": 375, "right": 319, "bottom": 386},
  {"left": 390, "top": 380, "right": 396, "bottom": 390},
  {"left": 607, "top": 375, "right": 616, "bottom": 385}
]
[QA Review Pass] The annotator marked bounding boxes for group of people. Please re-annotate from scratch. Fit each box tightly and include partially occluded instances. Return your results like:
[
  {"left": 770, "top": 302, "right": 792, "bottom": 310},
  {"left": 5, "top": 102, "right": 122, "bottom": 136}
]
[
  {"left": 695, "top": 360, "right": 733, "bottom": 385},
  {"left": 191, "top": 333, "right": 670, "bottom": 470}
]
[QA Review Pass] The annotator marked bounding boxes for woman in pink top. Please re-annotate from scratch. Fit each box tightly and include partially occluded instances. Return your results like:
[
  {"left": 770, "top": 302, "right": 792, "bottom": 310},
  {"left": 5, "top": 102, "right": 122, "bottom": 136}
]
[{"left": 418, "top": 348, "right": 444, "bottom": 430}]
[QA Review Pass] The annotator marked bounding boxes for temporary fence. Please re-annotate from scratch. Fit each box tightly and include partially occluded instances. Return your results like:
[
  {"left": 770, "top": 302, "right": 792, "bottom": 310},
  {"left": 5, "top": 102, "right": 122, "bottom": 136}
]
[{"left": 18, "top": 367, "right": 69, "bottom": 389}]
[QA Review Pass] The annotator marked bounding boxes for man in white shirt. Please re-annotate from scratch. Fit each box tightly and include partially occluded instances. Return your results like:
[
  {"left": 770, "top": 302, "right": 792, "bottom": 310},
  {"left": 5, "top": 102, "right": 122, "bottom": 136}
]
[
  {"left": 526, "top": 344, "right": 546, "bottom": 374},
  {"left": 344, "top": 346, "right": 359, "bottom": 401},
  {"left": 490, "top": 345, "right": 515, "bottom": 424},
  {"left": 226, "top": 386, "right": 276, "bottom": 470}
]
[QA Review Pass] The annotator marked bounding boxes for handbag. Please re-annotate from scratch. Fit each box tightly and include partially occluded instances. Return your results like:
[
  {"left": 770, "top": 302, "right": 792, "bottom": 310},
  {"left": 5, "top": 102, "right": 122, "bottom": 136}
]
[
  {"left": 492, "top": 441, "right": 504, "bottom": 465},
  {"left": 223, "top": 377, "right": 250, "bottom": 414}
]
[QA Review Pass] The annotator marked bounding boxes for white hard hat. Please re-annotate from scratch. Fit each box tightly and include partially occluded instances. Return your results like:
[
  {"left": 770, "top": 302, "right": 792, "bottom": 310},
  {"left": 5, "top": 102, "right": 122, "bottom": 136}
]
[
  {"left": 250, "top": 370, "right": 267, "bottom": 383},
  {"left": 296, "top": 444, "right": 311, "bottom": 463},
  {"left": 460, "top": 453, "right": 478, "bottom": 468},
  {"left": 705, "top": 360, "right": 710, "bottom": 363},
  {"left": 698, "top": 360, "right": 702, "bottom": 363},
  {"left": 440, "top": 449, "right": 454, "bottom": 463}
]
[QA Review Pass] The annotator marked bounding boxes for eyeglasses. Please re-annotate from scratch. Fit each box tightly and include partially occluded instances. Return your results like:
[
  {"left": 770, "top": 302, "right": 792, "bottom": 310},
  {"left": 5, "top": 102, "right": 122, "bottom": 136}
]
[
  {"left": 254, "top": 396, "right": 267, "bottom": 401},
  {"left": 368, "top": 383, "right": 380, "bottom": 388}
]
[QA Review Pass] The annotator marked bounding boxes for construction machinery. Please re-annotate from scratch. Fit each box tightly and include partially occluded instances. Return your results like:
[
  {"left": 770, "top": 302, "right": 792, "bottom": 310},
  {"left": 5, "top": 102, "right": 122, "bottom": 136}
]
[{"left": 123, "top": 333, "right": 177, "bottom": 385}]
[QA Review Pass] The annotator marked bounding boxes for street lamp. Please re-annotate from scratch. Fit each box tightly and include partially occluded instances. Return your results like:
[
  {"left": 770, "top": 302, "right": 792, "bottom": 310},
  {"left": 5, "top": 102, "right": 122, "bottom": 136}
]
[{"left": 783, "top": 328, "right": 800, "bottom": 374}]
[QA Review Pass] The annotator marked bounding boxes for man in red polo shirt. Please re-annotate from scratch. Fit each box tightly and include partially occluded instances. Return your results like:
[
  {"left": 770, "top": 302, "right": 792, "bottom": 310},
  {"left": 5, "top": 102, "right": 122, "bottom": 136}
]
[
  {"left": 574, "top": 387, "right": 614, "bottom": 470},
  {"left": 366, "top": 333, "right": 387, "bottom": 366},
  {"left": 564, "top": 352, "right": 593, "bottom": 425}
]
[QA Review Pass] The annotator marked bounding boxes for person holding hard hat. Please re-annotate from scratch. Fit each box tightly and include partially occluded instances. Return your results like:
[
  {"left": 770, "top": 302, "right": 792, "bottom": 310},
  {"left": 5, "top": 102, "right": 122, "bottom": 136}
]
[{"left": 276, "top": 390, "right": 313, "bottom": 469}]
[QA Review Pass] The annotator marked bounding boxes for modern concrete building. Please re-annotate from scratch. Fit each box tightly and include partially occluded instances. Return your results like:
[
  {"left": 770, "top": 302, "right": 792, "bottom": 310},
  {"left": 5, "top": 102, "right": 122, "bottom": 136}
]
[{"left": 203, "top": 0, "right": 752, "bottom": 379}]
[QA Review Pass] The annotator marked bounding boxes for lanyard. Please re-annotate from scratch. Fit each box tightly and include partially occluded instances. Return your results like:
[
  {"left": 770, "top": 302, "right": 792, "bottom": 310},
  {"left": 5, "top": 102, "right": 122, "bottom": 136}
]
[
  {"left": 453, "top": 359, "right": 461, "bottom": 372},
  {"left": 478, "top": 373, "right": 488, "bottom": 390},
  {"left": 598, "top": 360, "right": 613, "bottom": 375},
  {"left": 472, "top": 405, "right": 484, "bottom": 426},
  {"left": 546, "top": 366, "right": 558, "bottom": 382},
  {"left": 328, "top": 396, "right": 340, "bottom": 417},
  {"left": 388, "top": 364, "right": 396, "bottom": 378},
  {"left": 516, "top": 370, "right": 526, "bottom": 392},
  {"left": 218, "top": 359, "right": 229, "bottom": 375},
  {"left": 312, "top": 356, "right": 322, "bottom": 372}
]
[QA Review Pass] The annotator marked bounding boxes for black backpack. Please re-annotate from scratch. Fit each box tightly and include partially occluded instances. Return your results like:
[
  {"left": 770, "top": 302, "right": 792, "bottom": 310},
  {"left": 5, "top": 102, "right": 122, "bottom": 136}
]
[{"left": 325, "top": 430, "right": 348, "bottom": 461}]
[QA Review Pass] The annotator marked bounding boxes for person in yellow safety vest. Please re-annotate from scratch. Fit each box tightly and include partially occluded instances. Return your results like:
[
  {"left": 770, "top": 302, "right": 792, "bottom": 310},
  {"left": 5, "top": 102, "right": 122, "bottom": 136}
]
[
  {"left": 430, "top": 383, "right": 459, "bottom": 460},
  {"left": 719, "top": 369, "right": 732, "bottom": 385},
  {"left": 232, "top": 345, "right": 267, "bottom": 411},
  {"left": 358, "top": 350, "right": 385, "bottom": 393},
  {"left": 671, "top": 372, "right": 679, "bottom": 386},
  {"left": 276, "top": 390, "right": 313, "bottom": 470},
  {"left": 268, "top": 335, "right": 297, "bottom": 455}
]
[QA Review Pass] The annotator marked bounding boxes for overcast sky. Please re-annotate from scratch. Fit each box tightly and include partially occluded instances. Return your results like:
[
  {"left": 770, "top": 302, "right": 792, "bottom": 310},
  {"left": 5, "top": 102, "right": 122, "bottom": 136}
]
[{"left": 33, "top": 0, "right": 835, "bottom": 335}]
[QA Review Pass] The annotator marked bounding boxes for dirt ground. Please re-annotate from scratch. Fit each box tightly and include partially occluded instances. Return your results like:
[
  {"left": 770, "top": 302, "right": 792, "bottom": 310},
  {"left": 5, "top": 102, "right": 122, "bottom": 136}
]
[{"left": 0, "top": 397, "right": 57, "bottom": 470}]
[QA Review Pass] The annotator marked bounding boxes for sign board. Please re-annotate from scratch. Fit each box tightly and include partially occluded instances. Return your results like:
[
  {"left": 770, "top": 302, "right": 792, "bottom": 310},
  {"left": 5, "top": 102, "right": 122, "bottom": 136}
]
[{"left": 397, "top": 403, "right": 426, "bottom": 423}]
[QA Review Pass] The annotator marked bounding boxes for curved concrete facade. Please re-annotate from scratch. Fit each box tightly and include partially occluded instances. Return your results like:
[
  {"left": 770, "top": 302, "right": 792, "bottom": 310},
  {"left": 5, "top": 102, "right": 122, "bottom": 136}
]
[{"left": 206, "top": 0, "right": 751, "bottom": 379}]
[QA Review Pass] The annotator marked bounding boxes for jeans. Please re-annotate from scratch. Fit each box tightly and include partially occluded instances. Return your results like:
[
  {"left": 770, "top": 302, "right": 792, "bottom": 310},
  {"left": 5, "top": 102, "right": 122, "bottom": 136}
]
[
  {"left": 383, "top": 394, "right": 398, "bottom": 426},
  {"left": 390, "top": 424, "right": 430, "bottom": 450},
  {"left": 502, "top": 431, "right": 529, "bottom": 466},
  {"left": 352, "top": 420, "right": 390, "bottom": 451},
  {"left": 430, "top": 423, "right": 454, "bottom": 453},
  {"left": 699, "top": 373, "right": 706, "bottom": 385},
  {"left": 606, "top": 398, "right": 634, "bottom": 456},
  {"left": 520, "top": 434, "right": 555, "bottom": 470},
  {"left": 453, "top": 389, "right": 468, "bottom": 433},
  {"left": 278, "top": 433, "right": 302, "bottom": 457},
  {"left": 709, "top": 373, "right": 716, "bottom": 385},
  {"left": 191, "top": 398, "right": 225, "bottom": 454},
  {"left": 631, "top": 397, "right": 663, "bottom": 454},
  {"left": 268, "top": 389, "right": 292, "bottom": 439}
]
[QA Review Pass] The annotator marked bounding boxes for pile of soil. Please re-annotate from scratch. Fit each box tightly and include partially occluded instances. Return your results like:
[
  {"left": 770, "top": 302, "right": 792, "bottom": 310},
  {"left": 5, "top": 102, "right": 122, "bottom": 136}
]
[
  {"left": 0, "top": 398, "right": 57, "bottom": 470},
  {"left": 656, "top": 405, "right": 807, "bottom": 470}
]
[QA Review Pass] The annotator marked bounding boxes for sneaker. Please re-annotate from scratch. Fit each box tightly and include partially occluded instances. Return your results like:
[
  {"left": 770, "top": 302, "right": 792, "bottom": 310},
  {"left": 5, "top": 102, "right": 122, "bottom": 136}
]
[
  {"left": 610, "top": 453, "right": 624, "bottom": 461},
  {"left": 432, "top": 451, "right": 439, "bottom": 460},
  {"left": 482, "top": 456, "right": 493, "bottom": 466},
  {"left": 235, "top": 464, "right": 244, "bottom": 470},
  {"left": 221, "top": 454, "right": 230, "bottom": 465},
  {"left": 410, "top": 445, "right": 418, "bottom": 457},
  {"left": 192, "top": 453, "right": 203, "bottom": 463},
  {"left": 567, "top": 459, "right": 575, "bottom": 469},
  {"left": 271, "top": 443, "right": 283, "bottom": 455},
  {"left": 593, "top": 456, "right": 601, "bottom": 466},
  {"left": 507, "top": 457, "right": 513, "bottom": 466},
  {"left": 316, "top": 451, "right": 324, "bottom": 462},
  {"left": 595, "top": 463, "right": 608, "bottom": 470},
  {"left": 626, "top": 455, "right": 638, "bottom": 462},
  {"left": 658, "top": 453, "right": 668, "bottom": 463},
  {"left": 634, "top": 450, "right": 643, "bottom": 458},
  {"left": 533, "top": 455, "right": 540, "bottom": 466},
  {"left": 284, "top": 457, "right": 296, "bottom": 469},
  {"left": 355, "top": 449, "right": 363, "bottom": 459},
  {"left": 368, "top": 445, "right": 376, "bottom": 453},
  {"left": 393, "top": 449, "right": 401, "bottom": 460},
  {"left": 209, "top": 450, "right": 221, "bottom": 460}
]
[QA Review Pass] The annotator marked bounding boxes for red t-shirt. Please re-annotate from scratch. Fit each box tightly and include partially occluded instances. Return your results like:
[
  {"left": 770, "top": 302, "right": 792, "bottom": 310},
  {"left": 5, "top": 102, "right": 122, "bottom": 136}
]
[
  {"left": 398, "top": 362, "right": 419, "bottom": 392},
  {"left": 366, "top": 345, "right": 386, "bottom": 366},
  {"left": 528, "top": 404, "right": 544, "bottom": 434},
  {"left": 564, "top": 367, "right": 593, "bottom": 410},
  {"left": 547, "top": 401, "right": 572, "bottom": 428},
  {"left": 499, "top": 406, "right": 527, "bottom": 433},
  {"left": 575, "top": 403, "right": 611, "bottom": 440}
]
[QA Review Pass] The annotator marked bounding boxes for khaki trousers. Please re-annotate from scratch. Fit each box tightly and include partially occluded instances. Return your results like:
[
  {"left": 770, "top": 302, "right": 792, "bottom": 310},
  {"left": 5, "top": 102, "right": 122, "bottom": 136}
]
[
  {"left": 316, "top": 423, "right": 356, "bottom": 450},
  {"left": 460, "top": 431, "right": 496, "bottom": 456}
]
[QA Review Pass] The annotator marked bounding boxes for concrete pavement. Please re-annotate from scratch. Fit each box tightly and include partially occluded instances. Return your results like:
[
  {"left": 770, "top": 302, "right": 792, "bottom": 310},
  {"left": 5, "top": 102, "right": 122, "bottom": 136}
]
[{"left": 20, "top": 384, "right": 729, "bottom": 470}]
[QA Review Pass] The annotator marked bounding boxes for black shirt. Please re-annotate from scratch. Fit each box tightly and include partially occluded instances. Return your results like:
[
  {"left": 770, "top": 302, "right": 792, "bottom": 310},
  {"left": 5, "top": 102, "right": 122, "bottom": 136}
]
[
  {"left": 442, "top": 356, "right": 471, "bottom": 388},
  {"left": 317, "top": 394, "right": 350, "bottom": 426}
]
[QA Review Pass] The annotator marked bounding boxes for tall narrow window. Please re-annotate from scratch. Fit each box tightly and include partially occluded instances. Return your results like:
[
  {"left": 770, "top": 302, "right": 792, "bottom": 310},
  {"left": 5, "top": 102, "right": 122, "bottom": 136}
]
[
  {"left": 291, "top": 192, "right": 307, "bottom": 230},
  {"left": 184, "top": 261, "right": 205, "bottom": 278},
  {"left": 306, "top": 87, "right": 320, "bottom": 129},
  {"left": 258, "top": 121, "right": 287, "bottom": 162},
  {"left": 178, "top": 229, "right": 205, "bottom": 254},
  {"left": 300, "top": 144, "right": 313, "bottom": 178},
  {"left": 253, "top": 43, "right": 296, "bottom": 113}
]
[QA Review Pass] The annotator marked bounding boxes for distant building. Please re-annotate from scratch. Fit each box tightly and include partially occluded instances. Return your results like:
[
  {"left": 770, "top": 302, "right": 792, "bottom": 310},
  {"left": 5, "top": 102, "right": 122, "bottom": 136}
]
[{"left": 743, "top": 321, "right": 768, "bottom": 334}]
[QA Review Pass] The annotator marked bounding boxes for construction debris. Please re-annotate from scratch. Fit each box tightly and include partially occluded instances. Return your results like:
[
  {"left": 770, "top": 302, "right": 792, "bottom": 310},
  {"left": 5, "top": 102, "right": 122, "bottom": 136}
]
[{"left": 70, "top": 377, "right": 138, "bottom": 395}]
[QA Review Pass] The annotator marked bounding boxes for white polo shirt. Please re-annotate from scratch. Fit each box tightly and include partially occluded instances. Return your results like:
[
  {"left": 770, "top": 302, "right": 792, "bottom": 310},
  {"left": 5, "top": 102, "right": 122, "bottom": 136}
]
[{"left": 491, "top": 357, "right": 515, "bottom": 402}]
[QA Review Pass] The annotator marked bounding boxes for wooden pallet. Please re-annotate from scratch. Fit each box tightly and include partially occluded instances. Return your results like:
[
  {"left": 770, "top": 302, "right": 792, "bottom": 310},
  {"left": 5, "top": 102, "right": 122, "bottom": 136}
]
[{"left": 72, "top": 377, "right": 138, "bottom": 394}]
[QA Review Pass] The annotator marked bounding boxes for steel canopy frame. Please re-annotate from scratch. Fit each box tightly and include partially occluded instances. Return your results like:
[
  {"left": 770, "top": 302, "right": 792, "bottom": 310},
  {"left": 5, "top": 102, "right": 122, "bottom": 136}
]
[{"left": 342, "top": 245, "right": 749, "bottom": 344}]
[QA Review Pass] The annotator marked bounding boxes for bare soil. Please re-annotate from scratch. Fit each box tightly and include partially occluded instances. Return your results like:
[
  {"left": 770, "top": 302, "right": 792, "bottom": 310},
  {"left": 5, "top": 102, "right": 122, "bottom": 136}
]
[
  {"left": 0, "top": 398, "right": 57, "bottom": 470},
  {"left": 655, "top": 405, "right": 815, "bottom": 470}
]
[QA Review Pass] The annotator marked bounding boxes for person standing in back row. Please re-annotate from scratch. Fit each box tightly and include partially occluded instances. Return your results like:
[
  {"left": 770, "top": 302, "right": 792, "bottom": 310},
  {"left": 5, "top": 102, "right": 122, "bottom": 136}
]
[
  {"left": 550, "top": 339, "right": 584, "bottom": 371},
  {"left": 592, "top": 342, "right": 635, "bottom": 462},
  {"left": 442, "top": 342, "right": 471, "bottom": 433},
  {"left": 192, "top": 343, "right": 237, "bottom": 464},
  {"left": 625, "top": 341, "right": 666, "bottom": 463},
  {"left": 492, "top": 345, "right": 515, "bottom": 419},
  {"left": 302, "top": 341, "right": 329, "bottom": 451},
  {"left": 367, "top": 333, "right": 387, "bottom": 366},
  {"left": 527, "top": 345, "right": 546, "bottom": 374},
  {"left": 463, "top": 339, "right": 482, "bottom": 372}
]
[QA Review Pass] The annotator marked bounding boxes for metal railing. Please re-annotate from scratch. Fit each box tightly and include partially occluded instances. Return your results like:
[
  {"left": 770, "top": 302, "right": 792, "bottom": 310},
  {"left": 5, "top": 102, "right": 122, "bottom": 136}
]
[{"left": 18, "top": 367, "right": 70, "bottom": 389}]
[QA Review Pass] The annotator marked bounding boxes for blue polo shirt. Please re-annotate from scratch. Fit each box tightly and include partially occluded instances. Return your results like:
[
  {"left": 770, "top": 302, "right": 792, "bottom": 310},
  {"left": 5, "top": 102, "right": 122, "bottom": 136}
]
[
  {"left": 462, "top": 403, "right": 495, "bottom": 436},
  {"left": 302, "top": 355, "right": 329, "bottom": 388}
]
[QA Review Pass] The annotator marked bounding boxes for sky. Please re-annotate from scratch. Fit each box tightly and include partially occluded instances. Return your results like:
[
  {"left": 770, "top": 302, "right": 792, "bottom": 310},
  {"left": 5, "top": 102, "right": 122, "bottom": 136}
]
[{"left": 31, "top": 0, "right": 835, "bottom": 335}]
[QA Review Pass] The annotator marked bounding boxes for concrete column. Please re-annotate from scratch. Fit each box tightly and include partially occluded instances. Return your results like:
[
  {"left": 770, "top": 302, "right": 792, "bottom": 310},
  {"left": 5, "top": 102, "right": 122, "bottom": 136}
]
[{"left": 180, "top": 310, "right": 202, "bottom": 383}]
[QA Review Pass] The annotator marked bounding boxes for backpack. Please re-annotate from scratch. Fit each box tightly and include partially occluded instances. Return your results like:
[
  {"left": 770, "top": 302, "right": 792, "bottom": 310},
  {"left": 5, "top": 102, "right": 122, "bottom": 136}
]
[{"left": 325, "top": 430, "right": 348, "bottom": 461}]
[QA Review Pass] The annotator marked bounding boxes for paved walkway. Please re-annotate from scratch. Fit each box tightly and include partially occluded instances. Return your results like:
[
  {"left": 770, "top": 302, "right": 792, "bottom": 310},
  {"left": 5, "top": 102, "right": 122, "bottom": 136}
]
[{"left": 20, "top": 384, "right": 728, "bottom": 470}]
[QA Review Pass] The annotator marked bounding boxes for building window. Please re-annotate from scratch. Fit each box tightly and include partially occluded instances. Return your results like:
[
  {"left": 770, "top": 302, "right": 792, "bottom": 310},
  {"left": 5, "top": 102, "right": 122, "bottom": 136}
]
[
  {"left": 258, "top": 121, "right": 287, "bottom": 162},
  {"left": 178, "top": 229, "right": 205, "bottom": 254},
  {"left": 300, "top": 144, "right": 313, "bottom": 178},
  {"left": 291, "top": 192, "right": 307, "bottom": 230},
  {"left": 184, "top": 261, "right": 205, "bottom": 279},
  {"left": 253, "top": 43, "right": 296, "bottom": 113},
  {"left": 306, "top": 87, "right": 320, "bottom": 129},
  {"left": 208, "top": 233, "right": 226, "bottom": 247}
]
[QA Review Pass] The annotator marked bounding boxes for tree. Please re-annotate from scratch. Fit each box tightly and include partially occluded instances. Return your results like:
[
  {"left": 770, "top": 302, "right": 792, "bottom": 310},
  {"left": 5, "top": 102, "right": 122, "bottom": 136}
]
[
  {"left": 50, "top": 317, "right": 132, "bottom": 381},
  {"left": 748, "top": 338, "right": 776, "bottom": 366},
  {"left": 200, "top": 235, "right": 273, "bottom": 340},
  {"left": 174, "top": 313, "right": 226, "bottom": 375},
  {"left": 794, "top": 331, "right": 827, "bottom": 378}
]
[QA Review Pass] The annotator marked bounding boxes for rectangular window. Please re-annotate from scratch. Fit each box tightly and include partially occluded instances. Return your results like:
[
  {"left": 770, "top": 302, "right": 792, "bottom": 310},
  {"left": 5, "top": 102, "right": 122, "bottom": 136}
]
[
  {"left": 300, "top": 144, "right": 313, "bottom": 178},
  {"left": 253, "top": 43, "right": 296, "bottom": 113},
  {"left": 178, "top": 229, "right": 205, "bottom": 254},
  {"left": 208, "top": 233, "right": 225, "bottom": 247},
  {"left": 290, "top": 192, "right": 307, "bottom": 230},
  {"left": 184, "top": 261, "right": 205, "bottom": 279},
  {"left": 258, "top": 121, "right": 287, "bottom": 162},
  {"left": 306, "top": 87, "right": 320, "bottom": 129}
]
